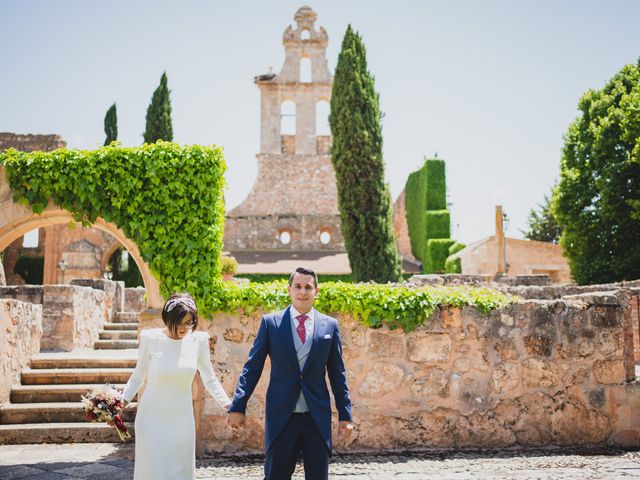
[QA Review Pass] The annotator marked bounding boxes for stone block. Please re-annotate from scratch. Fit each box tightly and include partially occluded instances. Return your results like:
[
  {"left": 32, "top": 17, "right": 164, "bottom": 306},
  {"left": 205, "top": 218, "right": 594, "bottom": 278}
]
[
  {"left": 593, "top": 359, "right": 626, "bottom": 384},
  {"left": 407, "top": 333, "right": 452, "bottom": 363},
  {"left": 410, "top": 367, "right": 449, "bottom": 397},
  {"left": 522, "top": 358, "right": 559, "bottom": 388},
  {"left": 368, "top": 331, "right": 403, "bottom": 358},
  {"left": 492, "top": 361, "right": 520, "bottom": 393},
  {"left": 358, "top": 362, "right": 405, "bottom": 397},
  {"left": 223, "top": 328, "right": 244, "bottom": 343}
]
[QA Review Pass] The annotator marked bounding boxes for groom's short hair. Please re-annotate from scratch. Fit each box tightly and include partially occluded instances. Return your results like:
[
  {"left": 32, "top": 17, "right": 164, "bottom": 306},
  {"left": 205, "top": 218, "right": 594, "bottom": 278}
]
[{"left": 289, "top": 267, "right": 318, "bottom": 287}]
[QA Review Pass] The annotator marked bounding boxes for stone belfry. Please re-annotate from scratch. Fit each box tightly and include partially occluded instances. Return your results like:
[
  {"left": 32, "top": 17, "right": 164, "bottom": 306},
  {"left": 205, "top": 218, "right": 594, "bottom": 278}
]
[{"left": 224, "top": 6, "right": 344, "bottom": 253}]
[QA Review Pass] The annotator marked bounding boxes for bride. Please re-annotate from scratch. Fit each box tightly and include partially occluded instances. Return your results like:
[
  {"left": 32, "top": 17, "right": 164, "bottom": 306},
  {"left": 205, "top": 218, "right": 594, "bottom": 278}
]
[{"left": 120, "top": 293, "right": 231, "bottom": 479}]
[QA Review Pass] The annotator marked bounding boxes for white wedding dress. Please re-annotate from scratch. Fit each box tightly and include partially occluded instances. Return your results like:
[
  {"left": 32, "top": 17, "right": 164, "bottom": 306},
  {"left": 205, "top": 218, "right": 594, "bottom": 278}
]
[{"left": 122, "top": 328, "right": 230, "bottom": 480}]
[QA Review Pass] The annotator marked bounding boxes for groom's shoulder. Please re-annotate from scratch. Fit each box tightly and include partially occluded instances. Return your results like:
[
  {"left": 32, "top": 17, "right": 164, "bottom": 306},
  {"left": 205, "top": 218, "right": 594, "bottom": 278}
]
[
  {"left": 315, "top": 309, "right": 339, "bottom": 326},
  {"left": 262, "top": 307, "right": 289, "bottom": 324}
]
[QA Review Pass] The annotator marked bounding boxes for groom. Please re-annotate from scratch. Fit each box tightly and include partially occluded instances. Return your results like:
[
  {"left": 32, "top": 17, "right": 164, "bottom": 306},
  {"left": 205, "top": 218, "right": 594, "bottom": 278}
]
[{"left": 227, "top": 266, "right": 353, "bottom": 480}]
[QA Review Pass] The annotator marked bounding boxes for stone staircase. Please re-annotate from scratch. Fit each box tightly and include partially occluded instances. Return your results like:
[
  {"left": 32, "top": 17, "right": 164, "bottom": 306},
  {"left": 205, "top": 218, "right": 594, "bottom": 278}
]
[{"left": 0, "top": 313, "right": 141, "bottom": 444}]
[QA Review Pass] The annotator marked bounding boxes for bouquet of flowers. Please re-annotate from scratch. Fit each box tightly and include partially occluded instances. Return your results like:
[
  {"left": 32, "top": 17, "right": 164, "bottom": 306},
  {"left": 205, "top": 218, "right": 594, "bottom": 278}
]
[{"left": 81, "top": 384, "right": 131, "bottom": 441}]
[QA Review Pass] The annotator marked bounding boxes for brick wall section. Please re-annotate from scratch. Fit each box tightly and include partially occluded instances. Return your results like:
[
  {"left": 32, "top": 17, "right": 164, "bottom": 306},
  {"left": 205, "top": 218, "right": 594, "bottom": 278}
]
[{"left": 0, "top": 132, "right": 66, "bottom": 152}]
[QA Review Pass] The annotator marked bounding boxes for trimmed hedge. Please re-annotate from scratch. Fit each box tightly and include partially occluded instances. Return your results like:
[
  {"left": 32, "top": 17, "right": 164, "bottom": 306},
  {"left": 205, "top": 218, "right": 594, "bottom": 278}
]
[
  {"left": 427, "top": 239, "right": 455, "bottom": 274},
  {"left": 1, "top": 142, "right": 226, "bottom": 316},
  {"left": 404, "top": 158, "right": 453, "bottom": 272},
  {"left": 214, "top": 281, "right": 517, "bottom": 332},
  {"left": 444, "top": 255, "right": 462, "bottom": 274},
  {"left": 448, "top": 241, "right": 466, "bottom": 256}
]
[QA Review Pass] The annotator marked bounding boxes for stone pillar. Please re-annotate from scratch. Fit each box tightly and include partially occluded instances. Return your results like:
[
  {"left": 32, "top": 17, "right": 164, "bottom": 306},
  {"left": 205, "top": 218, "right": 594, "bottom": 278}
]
[{"left": 495, "top": 205, "right": 505, "bottom": 274}]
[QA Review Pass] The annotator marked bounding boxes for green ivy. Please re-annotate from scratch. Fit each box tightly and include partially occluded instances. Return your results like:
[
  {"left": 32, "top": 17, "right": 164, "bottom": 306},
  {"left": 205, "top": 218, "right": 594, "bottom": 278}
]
[
  {"left": 0, "top": 142, "right": 226, "bottom": 316},
  {"left": 214, "top": 281, "right": 516, "bottom": 332}
]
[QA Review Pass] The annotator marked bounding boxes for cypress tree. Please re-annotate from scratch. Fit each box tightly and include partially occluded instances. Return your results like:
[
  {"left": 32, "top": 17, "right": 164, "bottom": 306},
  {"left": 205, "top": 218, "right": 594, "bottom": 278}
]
[
  {"left": 329, "top": 26, "right": 401, "bottom": 283},
  {"left": 104, "top": 103, "right": 117, "bottom": 146},
  {"left": 143, "top": 72, "right": 173, "bottom": 143}
]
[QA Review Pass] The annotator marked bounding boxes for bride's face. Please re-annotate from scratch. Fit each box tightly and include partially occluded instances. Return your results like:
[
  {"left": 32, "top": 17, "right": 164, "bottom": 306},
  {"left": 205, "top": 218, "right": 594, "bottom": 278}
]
[{"left": 175, "top": 313, "right": 194, "bottom": 338}]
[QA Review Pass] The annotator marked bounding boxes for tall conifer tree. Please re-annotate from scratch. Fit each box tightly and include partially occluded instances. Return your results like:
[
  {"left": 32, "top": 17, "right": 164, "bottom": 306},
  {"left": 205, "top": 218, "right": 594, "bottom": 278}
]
[
  {"left": 329, "top": 26, "right": 401, "bottom": 283},
  {"left": 104, "top": 103, "right": 117, "bottom": 146},
  {"left": 143, "top": 72, "right": 173, "bottom": 143}
]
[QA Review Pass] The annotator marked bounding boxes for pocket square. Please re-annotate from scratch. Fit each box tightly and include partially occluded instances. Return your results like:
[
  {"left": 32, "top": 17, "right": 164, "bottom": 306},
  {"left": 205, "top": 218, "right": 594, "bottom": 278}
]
[{"left": 323, "top": 334, "right": 332, "bottom": 339}]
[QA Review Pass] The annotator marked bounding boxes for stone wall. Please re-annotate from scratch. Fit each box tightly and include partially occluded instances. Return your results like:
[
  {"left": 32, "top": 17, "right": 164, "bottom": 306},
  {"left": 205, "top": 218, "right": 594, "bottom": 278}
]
[
  {"left": 40, "top": 285, "right": 109, "bottom": 351},
  {"left": 0, "top": 132, "right": 66, "bottom": 153},
  {"left": 0, "top": 285, "right": 44, "bottom": 305},
  {"left": 124, "top": 287, "right": 146, "bottom": 313},
  {"left": 145, "top": 290, "right": 640, "bottom": 453},
  {"left": 0, "top": 299, "right": 42, "bottom": 403},
  {"left": 224, "top": 213, "right": 344, "bottom": 251},
  {"left": 70, "top": 279, "right": 124, "bottom": 321}
]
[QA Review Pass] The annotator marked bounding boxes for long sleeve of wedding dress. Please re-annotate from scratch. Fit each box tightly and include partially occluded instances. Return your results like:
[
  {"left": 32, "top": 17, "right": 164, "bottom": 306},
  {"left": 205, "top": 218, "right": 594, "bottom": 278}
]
[{"left": 121, "top": 330, "right": 151, "bottom": 402}]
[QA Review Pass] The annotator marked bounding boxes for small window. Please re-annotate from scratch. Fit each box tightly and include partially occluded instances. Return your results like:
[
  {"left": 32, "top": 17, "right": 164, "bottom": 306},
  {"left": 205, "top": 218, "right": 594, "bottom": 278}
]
[
  {"left": 320, "top": 230, "right": 331, "bottom": 245},
  {"left": 315, "top": 100, "right": 330, "bottom": 135},
  {"left": 281, "top": 101, "right": 296, "bottom": 135},
  {"left": 279, "top": 231, "right": 291, "bottom": 245},
  {"left": 301, "top": 29, "right": 311, "bottom": 40},
  {"left": 300, "top": 58, "right": 312, "bottom": 83},
  {"left": 22, "top": 229, "right": 39, "bottom": 248}
]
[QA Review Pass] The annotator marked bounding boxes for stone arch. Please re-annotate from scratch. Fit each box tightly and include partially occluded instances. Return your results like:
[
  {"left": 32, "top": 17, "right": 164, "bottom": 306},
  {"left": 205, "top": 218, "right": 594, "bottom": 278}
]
[{"left": 0, "top": 167, "right": 162, "bottom": 309}]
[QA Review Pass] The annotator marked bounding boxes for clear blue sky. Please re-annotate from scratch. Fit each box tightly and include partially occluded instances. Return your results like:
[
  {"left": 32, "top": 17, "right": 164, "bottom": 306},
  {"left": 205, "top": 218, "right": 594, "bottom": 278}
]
[{"left": 2, "top": 0, "right": 639, "bottom": 244}]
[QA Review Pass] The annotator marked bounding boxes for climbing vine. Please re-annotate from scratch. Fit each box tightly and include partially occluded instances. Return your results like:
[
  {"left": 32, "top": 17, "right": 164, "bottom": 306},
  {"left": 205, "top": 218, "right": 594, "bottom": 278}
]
[{"left": 0, "top": 142, "right": 226, "bottom": 316}]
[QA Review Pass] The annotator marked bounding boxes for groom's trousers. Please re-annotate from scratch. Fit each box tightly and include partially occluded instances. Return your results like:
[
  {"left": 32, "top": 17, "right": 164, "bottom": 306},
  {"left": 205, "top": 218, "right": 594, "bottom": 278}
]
[{"left": 264, "top": 412, "right": 329, "bottom": 480}]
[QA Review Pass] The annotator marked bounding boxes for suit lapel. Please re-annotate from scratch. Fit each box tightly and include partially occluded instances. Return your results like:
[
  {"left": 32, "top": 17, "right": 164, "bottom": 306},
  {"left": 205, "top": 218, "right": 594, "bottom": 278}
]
[
  {"left": 278, "top": 306, "right": 300, "bottom": 372},
  {"left": 302, "top": 308, "right": 327, "bottom": 374}
]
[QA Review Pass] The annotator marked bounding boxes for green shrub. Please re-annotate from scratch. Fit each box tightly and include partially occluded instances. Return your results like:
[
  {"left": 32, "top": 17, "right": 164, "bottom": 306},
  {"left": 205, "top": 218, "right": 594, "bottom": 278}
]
[
  {"left": 13, "top": 256, "right": 44, "bottom": 284},
  {"left": 444, "top": 255, "right": 462, "bottom": 274},
  {"left": 424, "top": 210, "right": 450, "bottom": 239},
  {"left": 235, "top": 273, "right": 414, "bottom": 283},
  {"left": 448, "top": 241, "right": 466, "bottom": 256},
  {"left": 220, "top": 256, "right": 238, "bottom": 277},
  {"left": 427, "top": 239, "right": 455, "bottom": 273},
  {"left": 0, "top": 142, "right": 226, "bottom": 316},
  {"left": 213, "top": 281, "right": 517, "bottom": 332}
]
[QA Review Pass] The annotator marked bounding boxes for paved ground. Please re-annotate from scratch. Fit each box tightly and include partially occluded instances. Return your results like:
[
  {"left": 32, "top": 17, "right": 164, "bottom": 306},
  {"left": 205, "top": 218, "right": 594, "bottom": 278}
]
[{"left": 1, "top": 443, "right": 640, "bottom": 479}]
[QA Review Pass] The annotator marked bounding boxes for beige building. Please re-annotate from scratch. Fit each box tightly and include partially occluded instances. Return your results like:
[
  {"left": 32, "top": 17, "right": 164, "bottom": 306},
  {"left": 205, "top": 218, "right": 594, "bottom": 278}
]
[
  {"left": 453, "top": 206, "right": 572, "bottom": 283},
  {"left": 223, "top": 6, "right": 344, "bottom": 254}
]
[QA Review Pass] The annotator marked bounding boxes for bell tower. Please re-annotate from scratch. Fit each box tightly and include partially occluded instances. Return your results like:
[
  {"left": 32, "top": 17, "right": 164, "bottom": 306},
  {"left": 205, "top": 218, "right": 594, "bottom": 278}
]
[{"left": 224, "top": 6, "right": 343, "bottom": 253}]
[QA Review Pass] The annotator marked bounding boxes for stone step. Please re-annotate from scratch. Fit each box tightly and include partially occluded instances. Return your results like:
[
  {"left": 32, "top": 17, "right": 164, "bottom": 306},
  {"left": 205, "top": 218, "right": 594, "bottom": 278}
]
[
  {"left": 21, "top": 368, "right": 133, "bottom": 385},
  {"left": 0, "top": 422, "right": 135, "bottom": 444},
  {"left": 99, "top": 331, "right": 138, "bottom": 340},
  {"left": 113, "top": 312, "right": 139, "bottom": 324},
  {"left": 103, "top": 322, "right": 138, "bottom": 331},
  {"left": 94, "top": 340, "right": 139, "bottom": 350},
  {"left": 0, "top": 402, "right": 137, "bottom": 424},
  {"left": 31, "top": 357, "right": 136, "bottom": 370},
  {"left": 10, "top": 384, "right": 136, "bottom": 403}
]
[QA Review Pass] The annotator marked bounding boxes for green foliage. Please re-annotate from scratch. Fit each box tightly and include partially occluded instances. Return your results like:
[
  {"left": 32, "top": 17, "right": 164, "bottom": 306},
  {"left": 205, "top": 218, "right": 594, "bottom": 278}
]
[
  {"left": 0, "top": 142, "right": 226, "bottom": 315},
  {"left": 220, "top": 256, "right": 238, "bottom": 276},
  {"left": 13, "top": 256, "right": 44, "bottom": 284},
  {"left": 329, "top": 25, "right": 401, "bottom": 283},
  {"left": 214, "top": 281, "right": 516, "bottom": 332},
  {"left": 143, "top": 72, "right": 173, "bottom": 144},
  {"left": 426, "top": 239, "right": 455, "bottom": 274},
  {"left": 448, "top": 242, "right": 466, "bottom": 256},
  {"left": 404, "top": 158, "right": 453, "bottom": 272},
  {"left": 523, "top": 193, "right": 562, "bottom": 243},
  {"left": 554, "top": 61, "right": 640, "bottom": 284},
  {"left": 235, "top": 273, "right": 414, "bottom": 283},
  {"left": 444, "top": 255, "right": 462, "bottom": 274},
  {"left": 104, "top": 103, "right": 117, "bottom": 146},
  {"left": 425, "top": 210, "right": 450, "bottom": 238}
]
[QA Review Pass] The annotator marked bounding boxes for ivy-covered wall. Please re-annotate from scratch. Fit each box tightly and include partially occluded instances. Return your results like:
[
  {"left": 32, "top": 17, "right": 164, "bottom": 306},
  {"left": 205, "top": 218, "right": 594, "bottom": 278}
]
[
  {"left": 404, "top": 158, "right": 455, "bottom": 273},
  {"left": 0, "top": 142, "right": 226, "bottom": 316}
]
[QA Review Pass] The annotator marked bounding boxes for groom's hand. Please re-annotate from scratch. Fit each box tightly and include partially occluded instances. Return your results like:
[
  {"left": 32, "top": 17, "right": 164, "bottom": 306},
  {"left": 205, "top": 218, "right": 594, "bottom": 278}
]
[
  {"left": 227, "top": 412, "right": 246, "bottom": 431},
  {"left": 338, "top": 421, "right": 354, "bottom": 445}
]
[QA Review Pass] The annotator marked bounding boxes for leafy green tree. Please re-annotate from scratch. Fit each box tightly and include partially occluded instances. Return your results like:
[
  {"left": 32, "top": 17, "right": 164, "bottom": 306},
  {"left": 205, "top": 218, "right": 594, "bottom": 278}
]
[
  {"left": 143, "top": 72, "right": 173, "bottom": 143},
  {"left": 329, "top": 25, "right": 401, "bottom": 283},
  {"left": 104, "top": 103, "right": 117, "bottom": 146},
  {"left": 522, "top": 193, "right": 561, "bottom": 243},
  {"left": 554, "top": 60, "right": 640, "bottom": 284}
]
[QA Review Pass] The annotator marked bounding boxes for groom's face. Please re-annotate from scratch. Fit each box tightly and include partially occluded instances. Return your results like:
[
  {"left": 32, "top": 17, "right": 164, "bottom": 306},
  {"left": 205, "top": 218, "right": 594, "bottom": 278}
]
[{"left": 288, "top": 273, "right": 319, "bottom": 314}]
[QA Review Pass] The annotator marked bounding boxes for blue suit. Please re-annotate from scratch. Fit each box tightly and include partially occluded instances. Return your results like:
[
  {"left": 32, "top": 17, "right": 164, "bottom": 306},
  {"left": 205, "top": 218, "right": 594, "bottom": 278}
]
[{"left": 229, "top": 306, "right": 352, "bottom": 476}]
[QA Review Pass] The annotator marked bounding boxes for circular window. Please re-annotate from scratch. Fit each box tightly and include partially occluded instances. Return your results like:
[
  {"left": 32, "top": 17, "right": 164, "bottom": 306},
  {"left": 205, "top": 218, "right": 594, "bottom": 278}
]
[
  {"left": 320, "top": 231, "right": 331, "bottom": 245},
  {"left": 279, "top": 231, "right": 291, "bottom": 245}
]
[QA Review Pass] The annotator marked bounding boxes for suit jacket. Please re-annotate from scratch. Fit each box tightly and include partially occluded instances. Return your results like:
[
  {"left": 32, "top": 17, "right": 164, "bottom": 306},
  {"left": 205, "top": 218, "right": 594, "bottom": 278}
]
[{"left": 229, "top": 306, "right": 352, "bottom": 452}]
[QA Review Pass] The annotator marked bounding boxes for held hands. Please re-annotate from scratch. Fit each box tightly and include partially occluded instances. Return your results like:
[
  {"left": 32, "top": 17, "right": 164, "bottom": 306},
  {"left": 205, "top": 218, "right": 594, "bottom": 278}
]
[{"left": 227, "top": 412, "right": 246, "bottom": 431}]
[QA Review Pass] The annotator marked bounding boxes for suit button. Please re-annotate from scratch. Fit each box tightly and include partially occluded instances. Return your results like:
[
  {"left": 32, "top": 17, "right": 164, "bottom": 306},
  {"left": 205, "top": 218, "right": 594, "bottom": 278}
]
[{"left": 300, "top": 375, "right": 303, "bottom": 380}]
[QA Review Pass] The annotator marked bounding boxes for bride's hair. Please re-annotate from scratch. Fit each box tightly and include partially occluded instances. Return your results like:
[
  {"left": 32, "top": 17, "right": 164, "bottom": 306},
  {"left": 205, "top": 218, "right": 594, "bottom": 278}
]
[{"left": 162, "top": 293, "right": 199, "bottom": 336}]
